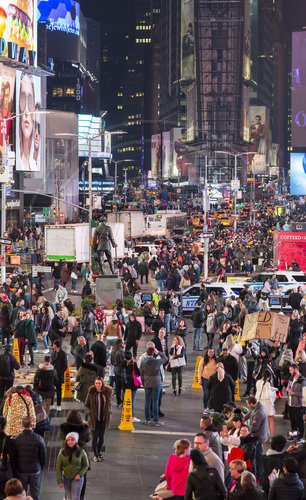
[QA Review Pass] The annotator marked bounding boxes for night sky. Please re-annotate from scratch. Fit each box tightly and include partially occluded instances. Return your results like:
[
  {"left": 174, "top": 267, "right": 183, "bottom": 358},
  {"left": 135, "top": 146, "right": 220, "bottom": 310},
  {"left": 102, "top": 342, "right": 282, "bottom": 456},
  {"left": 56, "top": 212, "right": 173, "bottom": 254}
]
[{"left": 80, "top": 0, "right": 134, "bottom": 24}]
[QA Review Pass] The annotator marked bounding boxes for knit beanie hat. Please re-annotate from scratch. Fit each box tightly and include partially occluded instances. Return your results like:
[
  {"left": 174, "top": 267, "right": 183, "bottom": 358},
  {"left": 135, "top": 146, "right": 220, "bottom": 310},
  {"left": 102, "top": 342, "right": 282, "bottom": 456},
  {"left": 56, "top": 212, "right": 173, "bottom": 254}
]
[{"left": 66, "top": 432, "right": 79, "bottom": 443}]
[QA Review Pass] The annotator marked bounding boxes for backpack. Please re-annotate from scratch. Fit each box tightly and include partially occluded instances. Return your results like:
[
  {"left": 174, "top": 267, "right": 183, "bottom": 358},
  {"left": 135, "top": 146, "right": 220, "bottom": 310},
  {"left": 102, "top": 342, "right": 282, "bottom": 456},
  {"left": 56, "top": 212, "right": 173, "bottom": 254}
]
[
  {"left": 0, "top": 352, "right": 10, "bottom": 377},
  {"left": 38, "top": 371, "right": 54, "bottom": 392}
]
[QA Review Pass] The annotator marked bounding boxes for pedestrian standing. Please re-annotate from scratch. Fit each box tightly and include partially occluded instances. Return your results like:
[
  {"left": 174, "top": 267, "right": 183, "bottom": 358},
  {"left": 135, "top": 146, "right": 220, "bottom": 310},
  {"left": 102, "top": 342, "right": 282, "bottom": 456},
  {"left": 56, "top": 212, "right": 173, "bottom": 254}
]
[
  {"left": 33, "top": 354, "right": 58, "bottom": 415},
  {"left": 124, "top": 313, "right": 142, "bottom": 358},
  {"left": 139, "top": 346, "right": 167, "bottom": 426},
  {"left": 192, "top": 300, "right": 204, "bottom": 351},
  {"left": 0, "top": 345, "right": 20, "bottom": 403},
  {"left": 51, "top": 340, "right": 68, "bottom": 411},
  {"left": 255, "top": 370, "right": 277, "bottom": 437},
  {"left": 169, "top": 335, "right": 186, "bottom": 396},
  {"left": 56, "top": 432, "right": 89, "bottom": 500},
  {"left": 245, "top": 396, "right": 270, "bottom": 480},
  {"left": 24, "top": 311, "right": 36, "bottom": 367},
  {"left": 207, "top": 362, "right": 235, "bottom": 412},
  {"left": 198, "top": 349, "right": 217, "bottom": 410},
  {"left": 71, "top": 266, "right": 78, "bottom": 292},
  {"left": 287, "top": 363, "right": 305, "bottom": 441}
]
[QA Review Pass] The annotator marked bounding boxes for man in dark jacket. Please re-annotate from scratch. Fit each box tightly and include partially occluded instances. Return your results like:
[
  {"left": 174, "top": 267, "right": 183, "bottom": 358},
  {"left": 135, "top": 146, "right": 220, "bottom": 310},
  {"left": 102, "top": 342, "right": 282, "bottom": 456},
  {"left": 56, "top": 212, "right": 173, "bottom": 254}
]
[
  {"left": 24, "top": 311, "right": 36, "bottom": 366},
  {"left": 0, "top": 345, "right": 20, "bottom": 402},
  {"left": 288, "top": 289, "right": 303, "bottom": 311},
  {"left": 218, "top": 347, "right": 239, "bottom": 399},
  {"left": 124, "top": 313, "right": 142, "bottom": 358},
  {"left": 49, "top": 309, "right": 66, "bottom": 343},
  {"left": 51, "top": 340, "right": 68, "bottom": 411},
  {"left": 239, "top": 424, "right": 258, "bottom": 476},
  {"left": 75, "top": 336, "right": 88, "bottom": 369},
  {"left": 33, "top": 355, "right": 58, "bottom": 415},
  {"left": 151, "top": 328, "right": 168, "bottom": 360},
  {"left": 152, "top": 310, "right": 165, "bottom": 337},
  {"left": 91, "top": 333, "right": 107, "bottom": 377},
  {"left": 246, "top": 396, "right": 270, "bottom": 480},
  {"left": 139, "top": 346, "right": 167, "bottom": 426},
  {"left": 261, "top": 435, "right": 288, "bottom": 496},
  {"left": 111, "top": 339, "right": 125, "bottom": 407},
  {"left": 158, "top": 294, "right": 172, "bottom": 335},
  {"left": 191, "top": 300, "right": 204, "bottom": 351},
  {"left": 12, "top": 416, "right": 47, "bottom": 500},
  {"left": 200, "top": 414, "right": 222, "bottom": 459},
  {"left": 268, "top": 455, "right": 304, "bottom": 500}
]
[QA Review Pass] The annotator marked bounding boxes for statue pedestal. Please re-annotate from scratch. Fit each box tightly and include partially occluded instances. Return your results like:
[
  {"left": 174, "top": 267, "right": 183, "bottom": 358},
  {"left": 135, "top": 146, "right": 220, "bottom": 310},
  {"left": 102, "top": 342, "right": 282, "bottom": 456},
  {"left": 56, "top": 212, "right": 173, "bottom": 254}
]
[{"left": 95, "top": 275, "right": 123, "bottom": 308}]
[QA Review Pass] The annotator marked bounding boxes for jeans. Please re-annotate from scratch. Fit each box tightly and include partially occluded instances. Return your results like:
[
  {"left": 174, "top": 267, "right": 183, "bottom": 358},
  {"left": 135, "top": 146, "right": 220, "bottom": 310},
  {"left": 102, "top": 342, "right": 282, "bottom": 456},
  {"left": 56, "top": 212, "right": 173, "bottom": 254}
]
[
  {"left": 1, "top": 327, "right": 10, "bottom": 345},
  {"left": 171, "top": 367, "right": 183, "bottom": 391},
  {"left": 114, "top": 373, "right": 123, "bottom": 405},
  {"left": 17, "top": 337, "right": 26, "bottom": 364},
  {"left": 145, "top": 385, "right": 162, "bottom": 422},
  {"left": 140, "top": 273, "right": 149, "bottom": 284},
  {"left": 246, "top": 361, "right": 255, "bottom": 395},
  {"left": 42, "top": 334, "right": 49, "bottom": 350},
  {"left": 0, "top": 379, "right": 13, "bottom": 402},
  {"left": 54, "top": 278, "right": 60, "bottom": 290},
  {"left": 63, "top": 476, "right": 84, "bottom": 500},
  {"left": 131, "top": 389, "right": 137, "bottom": 416},
  {"left": 28, "top": 343, "right": 35, "bottom": 364},
  {"left": 150, "top": 270, "right": 155, "bottom": 278},
  {"left": 193, "top": 327, "right": 202, "bottom": 350},
  {"left": 206, "top": 332, "right": 214, "bottom": 349},
  {"left": 255, "top": 443, "right": 264, "bottom": 480},
  {"left": 164, "top": 313, "right": 171, "bottom": 335},
  {"left": 92, "top": 420, "right": 106, "bottom": 457},
  {"left": 18, "top": 471, "right": 41, "bottom": 500},
  {"left": 71, "top": 278, "right": 77, "bottom": 291},
  {"left": 52, "top": 381, "right": 63, "bottom": 406},
  {"left": 201, "top": 377, "right": 210, "bottom": 409},
  {"left": 157, "top": 279, "right": 162, "bottom": 290}
]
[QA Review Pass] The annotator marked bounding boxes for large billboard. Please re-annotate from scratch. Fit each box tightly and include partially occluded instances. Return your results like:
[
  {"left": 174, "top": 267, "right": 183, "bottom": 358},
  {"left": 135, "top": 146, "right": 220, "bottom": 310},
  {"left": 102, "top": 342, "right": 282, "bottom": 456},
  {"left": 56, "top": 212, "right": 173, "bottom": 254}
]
[
  {"left": 78, "top": 114, "right": 111, "bottom": 159},
  {"left": 181, "top": 0, "right": 195, "bottom": 83},
  {"left": 248, "top": 106, "right": 269, "bottom": 175},
  {"left": 0, "top": 64, "right": 16, "bottom": 153},
  {"left": 0, "top": 0, "right": 37, "bottom": 66},
  {"left": 151, "top": 134, "right": 161, "bottom": 178},
  {"left": 162, "top": 131, "right": 170, "bottom": 179},
  {"left": 38, "top": 0, "right": 80, "bottom": 62},
  {"left": 15, "top": 70, "right": 42, "bottom": 172},
  {"left": 292, "top": 32, "right": 306, "bottom": 147},
  {"left": 172, "top": 127, "right": 191, "bottom": 178},
  {"left": 290, "top": 153, "right": 306, "bottom": 195}
]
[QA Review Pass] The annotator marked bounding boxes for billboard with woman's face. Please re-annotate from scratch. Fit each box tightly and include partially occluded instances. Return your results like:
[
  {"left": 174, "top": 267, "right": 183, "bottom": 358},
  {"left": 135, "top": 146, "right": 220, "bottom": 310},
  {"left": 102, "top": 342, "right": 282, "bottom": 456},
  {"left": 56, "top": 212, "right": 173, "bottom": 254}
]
[{"left": 15, "top": 70, "right": 42, "bottom": 171}]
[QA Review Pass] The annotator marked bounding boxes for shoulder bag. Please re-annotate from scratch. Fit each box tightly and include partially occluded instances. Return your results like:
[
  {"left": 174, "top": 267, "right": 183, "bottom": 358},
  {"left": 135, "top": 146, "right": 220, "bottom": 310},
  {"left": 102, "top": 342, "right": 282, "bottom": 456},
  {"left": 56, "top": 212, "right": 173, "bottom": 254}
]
[{"left": 132, "top": 362, "right": 142, "bottom": 387}]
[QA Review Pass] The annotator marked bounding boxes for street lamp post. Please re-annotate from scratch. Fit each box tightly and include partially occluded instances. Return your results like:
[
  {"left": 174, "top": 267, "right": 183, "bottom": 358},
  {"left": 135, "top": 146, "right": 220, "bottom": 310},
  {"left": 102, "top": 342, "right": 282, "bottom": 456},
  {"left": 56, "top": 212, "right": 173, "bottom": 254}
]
[
  {"left": 215, "top": 150, "right": 257, "bottom": 232},
  {"left": 111, "top": 159, "right": 133, "bottom": 205}
]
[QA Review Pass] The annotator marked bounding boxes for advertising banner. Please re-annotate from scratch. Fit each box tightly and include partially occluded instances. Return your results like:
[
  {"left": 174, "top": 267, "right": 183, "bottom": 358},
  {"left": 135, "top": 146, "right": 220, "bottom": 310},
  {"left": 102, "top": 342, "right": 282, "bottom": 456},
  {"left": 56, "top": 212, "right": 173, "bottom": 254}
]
[
  {"left": 151, "top": 133, "right": 161, "bottom": 178},
  {"left": 0, "top": 0, "right": 37, "bottom": 66},
  {"left": 172, "top": 127, "right": 191, "bottom": 178},
  {"left": 292, "top": 32, "right": 306, "bottom": 147},
  {"left": 181, "top": 0, "right": 195, "bottom": 82},
  {"left": 0, "top": 64, "right": 16, "bottom": 152},
  {"left": 248, "top": 106, "right": 269, "bottom": 175},
  {"left": 162, "top": 131, "right": 170, "bottom": 179},
  {"left": 15, "top": 70, "right": 42, "bottom": 172},
  {"left": 290, "top": 153, "right": 306, "bottom": 195}
]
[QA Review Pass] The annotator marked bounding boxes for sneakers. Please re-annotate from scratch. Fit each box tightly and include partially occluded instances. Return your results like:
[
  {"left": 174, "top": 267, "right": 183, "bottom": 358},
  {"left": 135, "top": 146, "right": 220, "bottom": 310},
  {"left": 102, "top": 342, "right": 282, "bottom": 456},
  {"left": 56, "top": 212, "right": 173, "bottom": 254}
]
[
  {"left": 33, "top": 350, "right": 39, "bottom": 353},
  {"left": 178, "top": 388, "right": 182, "bottom": 396},
  {"left": 56, "top": 406, "right": 62, "bottom": 411},
  {"left": 93, "top": 456, "right": 99, "bottom": 462},
  {"left": 173, "top": 390, "right": 177, "bottom": 396},
  {"left": 153, "top": 421, "right": 164, "bottom": 427},
  {"left": 98, "top": 453, "right": 104, "bottom": 460},
  {"left": 143, "top": 420, "right": 151, "bottom": 425},
  {"left": 43, "top": 349, "right": 49, "bottom": 354},
  {"left": 132, "top": 416, "right": 140, "bottom": 422}
]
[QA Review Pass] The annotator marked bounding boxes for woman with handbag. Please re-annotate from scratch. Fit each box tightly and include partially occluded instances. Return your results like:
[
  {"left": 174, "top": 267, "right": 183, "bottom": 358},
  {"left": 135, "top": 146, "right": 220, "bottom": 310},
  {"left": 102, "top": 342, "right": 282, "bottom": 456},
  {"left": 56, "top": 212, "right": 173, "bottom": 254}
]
[
  {"left": 24, "top": 385, "right": 50, "bottom": 439},
  {"left": 3, "top": 386, "right": 36, "bottom": 437},
  {"left": 122, "top": 351, "right": 142, "bottom": 422},
  {"left": 169, "top": 336, "right": 186, "bottom": 396},
  {"left": 255, "top": 369, "right": 277, "bottom": 437}
]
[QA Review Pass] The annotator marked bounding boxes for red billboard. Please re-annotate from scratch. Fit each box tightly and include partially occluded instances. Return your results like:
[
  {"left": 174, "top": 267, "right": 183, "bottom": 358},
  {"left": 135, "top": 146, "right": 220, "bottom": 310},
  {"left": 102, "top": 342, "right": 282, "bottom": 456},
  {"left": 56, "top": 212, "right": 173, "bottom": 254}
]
[{"left": 274, "top": 231, "right": 306, "bottom": 272}]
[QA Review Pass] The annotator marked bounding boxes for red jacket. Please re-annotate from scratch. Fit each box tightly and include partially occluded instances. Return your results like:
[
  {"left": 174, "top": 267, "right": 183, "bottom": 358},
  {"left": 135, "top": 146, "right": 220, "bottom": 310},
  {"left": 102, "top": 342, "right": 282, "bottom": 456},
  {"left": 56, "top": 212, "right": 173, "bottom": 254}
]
[{"left": 165, "top": 453, "right": 190, "bottom": 496}]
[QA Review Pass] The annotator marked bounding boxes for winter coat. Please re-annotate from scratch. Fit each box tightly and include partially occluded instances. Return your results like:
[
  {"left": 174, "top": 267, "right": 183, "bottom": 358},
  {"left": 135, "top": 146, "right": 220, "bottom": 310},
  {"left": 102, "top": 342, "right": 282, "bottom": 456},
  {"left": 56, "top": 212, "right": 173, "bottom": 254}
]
[
  {"left": 75, "top": 362, "right": 98, "bottom": 402},
  {"left": 288, "top": 374, "right": 306, "bottom": 407},
  {"left": 204, "top": 424, "right": 223, "bottom": 459},
  {"left": 152, "top": 336, "right": 169, "bottom": 359},
  {"left": 140, "top": 352, "right": 167, "bottom": 388},
  {"left": 51, "top": 348, "right": 68, "bottom": 383},
  {"left": 82, "top": 312, "right": 93, "bottom": 334},
  {"left": 59, "top": 421, "right": 91, "bottom": 448},
  {"left": 50, "top": 315, "right": 66, "bottom": 342},
  {"left": 245, "top": 402, "right": 269, "bottom": 444},
  {"left": 207, "top": 372, "right": 235, "bottom": 412},
  {"left": 24, "top": 319, "right": 36, "bottom": 344},
  {"left": 159, "top": 299, "right": 171, "bottom": 314},
  {"left": 288, "top": 293, "right": 303, "bottom": 310},
  {"left": 191, "top": 307, "right": 204, "bottom": 328},
  {"left": 218, "top": 353, "right": 239, "bottom": 382},
  {"left": 13, "top": 318, "right": 26, "bottom": 339},
  {"left": 124, "top": 319, "right": 142, "bottom": 343},
  {"left": 91, "top": 340, "right": 107, "bottom": 368},
  {"left": 110, "top": 344, "right": 125, "bottom": 375},
  {"left": 85, "top": 384, "right": 113, "bottom": 431},
  {"left": 33, "top": 363, "right": 58, "bottom": 399},
  {"left": 176, "top": 327, "right": 188, "bottom": 346},
  {"left": 123, "top": 360, "right": 141, "bottom": 391},
  {"left": 0, "top": 310, "right": 10, "bottom": 328},
  {"left": 0, "top": 350, "right": 20, "bottom": 381},
  {"left": 261, "top": 451, "right": 286, "bottom": 495},
  {"left": 103, "top": 321, "right": 122, "bottom": 339},
  {"left": 206, "top": 313, "right": 217, "bottom": 334},
  {"left": 185, "top": 464, "right": 227, "bottom": 500},
  {"left": 12, "top": 429, "right": 47, "bottom": 474},
  {"left": 239, "top": 433, "right": 258, "bottom": 475},
  {"left": 56, "top": 448, "right": 89, "bottom": 484},
  {"left": 268, "top": 472, "right": 304, "bottom": 500},
  {"left": 237, "top": 489, "right": 265, "bottom": 500},
  {"left": 165, "top": 453, "right": 190, "bottom": 496},
  {"left": 3, "top": 392, "right": 36, "bottom": 436},
  {"left": 152, "top": 316, "right": 164, "bottom": 336}
]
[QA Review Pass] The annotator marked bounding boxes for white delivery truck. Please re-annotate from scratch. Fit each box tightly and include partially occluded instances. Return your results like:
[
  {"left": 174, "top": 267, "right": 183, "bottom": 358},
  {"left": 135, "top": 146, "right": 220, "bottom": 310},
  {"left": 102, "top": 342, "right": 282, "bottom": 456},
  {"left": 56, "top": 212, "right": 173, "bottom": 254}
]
[
  {"left": 107, "top": 211, "right": 144, "bottom": 240},
  {"left": 44, "top": 223, "right": 125, "bottom": 262}
]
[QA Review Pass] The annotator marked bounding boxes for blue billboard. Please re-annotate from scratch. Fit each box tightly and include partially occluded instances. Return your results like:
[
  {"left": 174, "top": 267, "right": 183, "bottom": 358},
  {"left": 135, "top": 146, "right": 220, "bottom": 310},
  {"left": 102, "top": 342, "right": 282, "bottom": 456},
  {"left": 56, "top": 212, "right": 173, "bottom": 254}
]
[
  {"left": 290, "top": 153, "right": 306, "bottom": 195},
  {"left": 38, "top": 0, "right": 80, "bottom": 36}
]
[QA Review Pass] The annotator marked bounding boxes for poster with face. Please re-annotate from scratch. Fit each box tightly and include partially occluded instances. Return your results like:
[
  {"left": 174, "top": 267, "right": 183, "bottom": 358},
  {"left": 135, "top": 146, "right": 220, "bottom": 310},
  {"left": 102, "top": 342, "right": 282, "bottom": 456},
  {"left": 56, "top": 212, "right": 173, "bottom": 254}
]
[
  {"left": 151, "top": 134, "right": 161, "bottom": 178},
  {"left": 162, "top": 131, "right": 170, "bottom": 179},
  {"left": 15, "top": 70, "right": 42, "bottom": 171},
  {"left": 0, "top": 64, "right": 16, "bottom": 153}
]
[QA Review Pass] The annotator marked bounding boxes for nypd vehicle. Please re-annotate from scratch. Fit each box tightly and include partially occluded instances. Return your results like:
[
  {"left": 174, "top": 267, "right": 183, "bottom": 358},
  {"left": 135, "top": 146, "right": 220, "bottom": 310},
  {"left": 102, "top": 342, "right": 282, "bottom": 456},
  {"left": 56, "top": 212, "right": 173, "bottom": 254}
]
[
  {"left": 180, "top": 283, "right": 245, "bottom": 313},
  {"left": 245, "top": 271, "right": 306, "bottom": 294}
]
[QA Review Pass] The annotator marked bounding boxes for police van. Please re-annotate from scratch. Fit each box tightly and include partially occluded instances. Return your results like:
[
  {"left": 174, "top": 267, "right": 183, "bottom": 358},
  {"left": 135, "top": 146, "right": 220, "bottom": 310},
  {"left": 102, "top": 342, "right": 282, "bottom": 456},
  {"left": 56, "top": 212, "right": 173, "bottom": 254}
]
[
  {"left": 180, "top": 283, "right": 245, "bottom": 313},
  {"left": 245, "top": 271, "right": 306, "bottom": 293}
]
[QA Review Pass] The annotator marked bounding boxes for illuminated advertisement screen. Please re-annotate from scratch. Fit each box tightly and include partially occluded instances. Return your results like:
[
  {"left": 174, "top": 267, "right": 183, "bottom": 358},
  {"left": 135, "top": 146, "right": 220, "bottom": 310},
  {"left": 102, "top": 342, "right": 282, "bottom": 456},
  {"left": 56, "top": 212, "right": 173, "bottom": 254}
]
[
  {"left": 15, "top": 70, "right": 43, "bottom": 172},
  {"left": 37, "top": 0, "right": 80, "bottom": 36},
  {"left": 181, "top": 0, "right": 195, "bottom": 82},
  {"left": 162, "top": 131, "right": 170, "bottom": 179},
  {"left": 0, "top": 0, "right": 37, "bottom": 66},
  {"left": 78, "top": 114, "right": 112, "bottom": 159},
  {"left": 290, "top": 153, "right": 306, "bottom": 195},
  {"left": 292, "top": 32, "right": 306, "bottom": 147},
  {"left": 151, "top": 134, "right": 161, "bottom": 178}
]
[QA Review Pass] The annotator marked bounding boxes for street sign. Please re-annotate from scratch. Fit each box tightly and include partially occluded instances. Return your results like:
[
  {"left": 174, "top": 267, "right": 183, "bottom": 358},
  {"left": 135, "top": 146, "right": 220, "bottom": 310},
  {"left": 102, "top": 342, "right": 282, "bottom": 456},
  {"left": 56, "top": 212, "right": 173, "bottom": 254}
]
[
  {"left": 43, "top": 207, "right": 50, "bottom": 217},
  {"left": 231, "top": 180, "right": 240, "bottom": 190},
  {"left": 32, "top": 265, "right": 52, "bottom": 277},
  {"left": 0, "top": 238, "right": 12, "bottom": 245},
  {"left": 199, "top": 231, "right": 214, "bottom": 239}
]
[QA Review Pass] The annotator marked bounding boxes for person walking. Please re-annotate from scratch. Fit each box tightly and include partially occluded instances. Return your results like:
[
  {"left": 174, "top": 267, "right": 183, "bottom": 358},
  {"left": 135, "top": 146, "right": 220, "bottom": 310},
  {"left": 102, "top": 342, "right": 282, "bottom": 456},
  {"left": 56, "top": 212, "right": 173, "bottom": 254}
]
[
  {"left": 198, "top": 349, "right": 217, "bottom": 410},
  {"left": 12, "top": 416, "right": 47, "bottom": 500},
  {"left": 75, "top": 353, "right": 98, "bottom": 410},
  {"left": 56, "top": 432, "right": 89, "bottom": 500},
  {"left": 206, "top": 307, "right": 218, "bottom": 349},
  {"left": 40, "top": 306, "right": 51, "bottom": 354},
  {"left": 13, "top": 311, "right": 26, "bottom": 366},
  {"left": 207, "top": 362, "right": 235, "bottom": 412},
  {"left": 287, "top": 310, "right": 302, "bottom": 357},
  {"left": 191, "top": 301, "right": 204, "bottom": 351},
  {"left": 122, "top": 351, "right": 141, "bottom": 422},
  {"left": 139, "top": 346, "right": 167, "bottom": 426},
  {"left": 3, "top": 387, "right": 36, "bottom": 438},
  {"left": 110, "top": 339, "right": 125, "bottom": 407},
  {"left": 33, "top": 354, "right": 58, "bottom": 415},
  {"left": 51, "top": 340, "right": 68, "bottom": 411},
  {"left": 0, "top": 306, "right": 11, "bottom": 346},
  {"left": 169, "top": 335, "right": 186, "bottom": 396},
  {"left": 24, "top": 312, "right": 36, "bottom": 367},
  {"left": 255, "top": 370, "right": 278, "bottom": 437},
  {"left": 91, "top": 334, "right": 107, "bottom": 377},
  {"left": 124, "top": 313, "right": 142, "bottom": 358},
  {"left": 245, "top": 396, "right": 270, "bottom": 480},
  {"left": 0, "top": 345, "right": 20, "bottom": 404},
  {"left": 85, "top": 377, "right": 113, "bottom": 462}
]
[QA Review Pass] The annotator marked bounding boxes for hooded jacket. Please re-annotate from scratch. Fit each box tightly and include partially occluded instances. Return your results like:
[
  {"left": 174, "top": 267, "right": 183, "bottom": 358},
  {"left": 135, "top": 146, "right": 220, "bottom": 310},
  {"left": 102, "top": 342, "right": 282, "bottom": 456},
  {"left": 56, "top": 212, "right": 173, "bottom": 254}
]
[
  {"left": 245, "top": 402, "right": 269, "bottom": 444},
  {"left": 33, "top": 363, "right": 58, "bottom": 399},
  {"left": 165, "top": 453, "right": 191, "bottom": 496},
  {"left": 203, "top": 424, "right": 223, "bottom": 459},
  {"left": 85, "top": 384, "right": 113, "bottom": 431},
  {"left": 59, "top": 421, "right": 91, "bottom": 448},
  {"left": 288, "top": 373, "right": 306, "bottom": 407},
  {"left": 124, "top": 317, "right": 142, "bottom": 343},
  {"left": 75, "top": 362, "right": 98, "bottom": 402},
  {"left": 185, "top": 464, "right": 227, "bottom": 500},
  {"left": 91, "top": 340, "right": 107, "bottom": 368},
  {"left": 268, "top": 472, "right": 304, "bottom": 500},
  {"left": 239, "top": 433, "right": 258, "bottom": 475},
  {"left": 140, "top": 352, "right": 167, "bottom": 388},
  {"left": 110, "top": 344, "right": 125, "bottom": 375}
]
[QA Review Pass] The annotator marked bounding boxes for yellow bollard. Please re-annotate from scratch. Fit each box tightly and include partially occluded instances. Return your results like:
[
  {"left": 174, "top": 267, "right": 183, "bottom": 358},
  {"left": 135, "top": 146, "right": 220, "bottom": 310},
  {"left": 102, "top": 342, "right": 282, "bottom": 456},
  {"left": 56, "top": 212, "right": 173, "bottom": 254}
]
[
  {"left": 192, "top": 356, "right": 202, "bottom": 389},
  {"left": 118, "top": 389, "right": 135, "bottom": 431},
  {"left": 234, "top": 379, "right": 241, "bottom": 401},
  {"left": 13, "top": 338, "right": 20, "bottom": 363},
  {"left": 62, "top": 363, "right": 74, "bottom": 399}
]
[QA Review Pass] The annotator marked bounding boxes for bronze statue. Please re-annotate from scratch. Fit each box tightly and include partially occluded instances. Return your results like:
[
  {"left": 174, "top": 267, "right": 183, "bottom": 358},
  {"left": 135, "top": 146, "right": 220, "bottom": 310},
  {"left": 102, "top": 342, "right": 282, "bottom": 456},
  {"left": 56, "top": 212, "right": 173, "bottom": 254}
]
[{"left": 92, "top": 216, "right": 117, "bottom": 275}]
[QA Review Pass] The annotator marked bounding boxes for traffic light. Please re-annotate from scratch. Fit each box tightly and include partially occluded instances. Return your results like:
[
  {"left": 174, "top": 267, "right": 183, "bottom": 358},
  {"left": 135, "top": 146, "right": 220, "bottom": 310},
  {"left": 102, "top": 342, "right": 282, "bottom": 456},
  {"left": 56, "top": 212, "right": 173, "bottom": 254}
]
[{"left": 53, "top": 207, "right": 57, "bottom": 215}]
